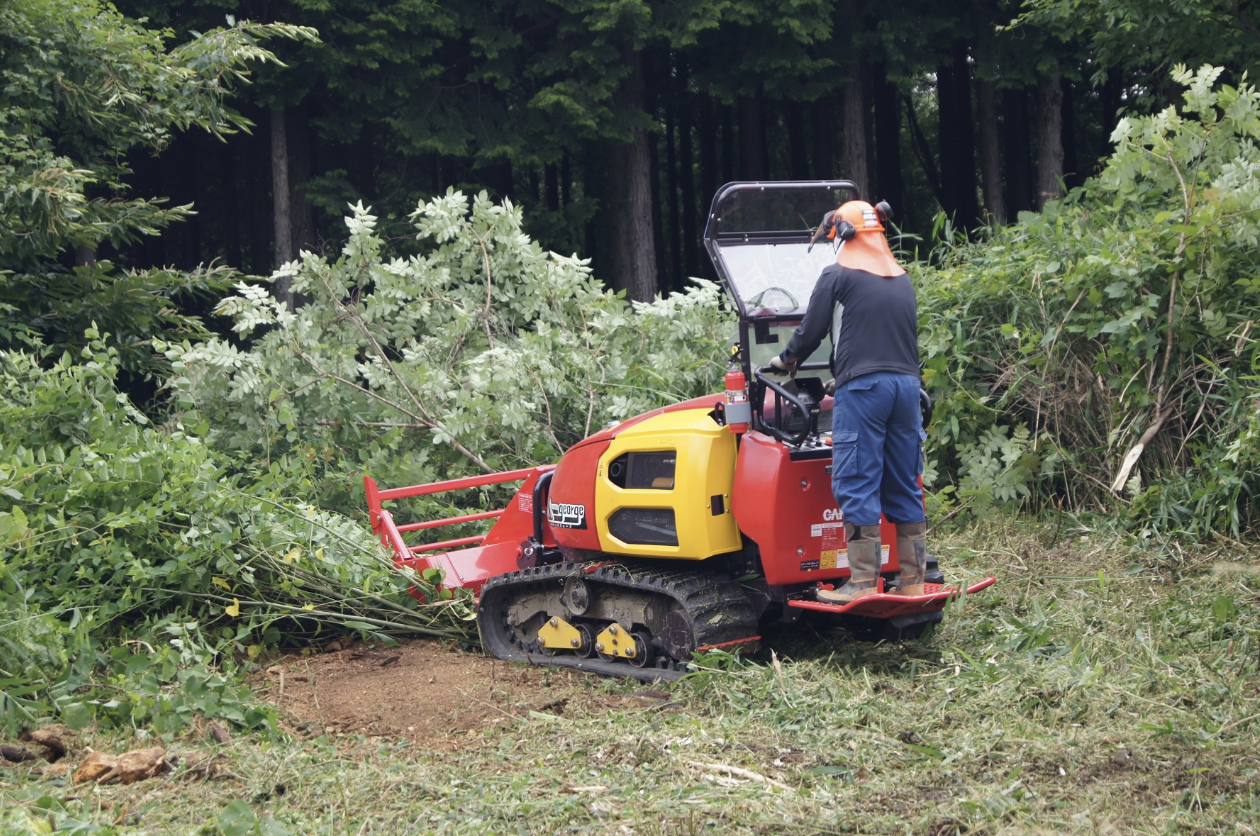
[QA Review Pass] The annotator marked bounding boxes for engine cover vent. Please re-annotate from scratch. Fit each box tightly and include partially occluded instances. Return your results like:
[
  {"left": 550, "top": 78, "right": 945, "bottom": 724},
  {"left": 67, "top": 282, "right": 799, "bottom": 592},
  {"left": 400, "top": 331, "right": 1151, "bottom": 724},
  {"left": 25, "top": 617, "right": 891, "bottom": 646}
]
[{"left": 607, "top": 508, "right": 679, "bottom": 546}]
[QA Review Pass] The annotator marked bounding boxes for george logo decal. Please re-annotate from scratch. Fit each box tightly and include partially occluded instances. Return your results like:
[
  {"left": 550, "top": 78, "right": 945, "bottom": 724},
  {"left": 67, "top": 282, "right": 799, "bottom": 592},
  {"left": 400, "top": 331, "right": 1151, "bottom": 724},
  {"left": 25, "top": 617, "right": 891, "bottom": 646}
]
[{"left": 548, "top": 500, "right": 587, "bottom": 529}]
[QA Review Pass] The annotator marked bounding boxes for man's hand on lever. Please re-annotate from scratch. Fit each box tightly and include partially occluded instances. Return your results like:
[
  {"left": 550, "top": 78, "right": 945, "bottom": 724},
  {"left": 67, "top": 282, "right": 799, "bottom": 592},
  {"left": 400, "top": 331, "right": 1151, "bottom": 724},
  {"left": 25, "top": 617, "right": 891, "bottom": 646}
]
[{"left": 769, "top": 355, "right": 798, "bottom": 379}]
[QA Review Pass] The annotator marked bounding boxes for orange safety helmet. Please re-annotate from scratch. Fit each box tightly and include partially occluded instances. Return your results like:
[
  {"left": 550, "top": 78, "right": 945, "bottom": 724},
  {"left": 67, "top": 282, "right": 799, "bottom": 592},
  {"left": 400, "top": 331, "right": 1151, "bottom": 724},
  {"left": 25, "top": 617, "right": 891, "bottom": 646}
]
[{"left": 836, "top": 200, "right": 885, "bottom": 234}]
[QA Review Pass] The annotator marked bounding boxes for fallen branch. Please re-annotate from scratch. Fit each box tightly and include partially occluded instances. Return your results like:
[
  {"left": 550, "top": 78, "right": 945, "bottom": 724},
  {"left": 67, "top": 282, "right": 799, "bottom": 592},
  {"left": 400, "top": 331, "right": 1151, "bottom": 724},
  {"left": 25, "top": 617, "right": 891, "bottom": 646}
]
[
  {"left": 686, "top": 761, "right": 793, "bottom": 792},
  {"left": 1109, "top": 405, "right": 1175, "bottom": 493}
]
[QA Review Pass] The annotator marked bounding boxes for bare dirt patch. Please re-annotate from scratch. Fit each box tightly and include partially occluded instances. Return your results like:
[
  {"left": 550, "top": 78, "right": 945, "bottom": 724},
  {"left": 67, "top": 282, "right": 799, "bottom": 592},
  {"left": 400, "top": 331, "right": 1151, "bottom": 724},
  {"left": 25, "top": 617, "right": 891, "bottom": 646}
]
[{"left": 254, "top": 640, "right": 641, "bottom": 744}]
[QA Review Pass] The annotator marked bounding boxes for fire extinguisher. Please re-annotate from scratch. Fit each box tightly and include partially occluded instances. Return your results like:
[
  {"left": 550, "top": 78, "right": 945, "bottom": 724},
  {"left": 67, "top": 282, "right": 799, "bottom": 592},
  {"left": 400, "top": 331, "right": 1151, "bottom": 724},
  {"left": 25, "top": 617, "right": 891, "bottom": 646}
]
[{"left": 724, "top": 360, "right": 751, "bottom": 435}]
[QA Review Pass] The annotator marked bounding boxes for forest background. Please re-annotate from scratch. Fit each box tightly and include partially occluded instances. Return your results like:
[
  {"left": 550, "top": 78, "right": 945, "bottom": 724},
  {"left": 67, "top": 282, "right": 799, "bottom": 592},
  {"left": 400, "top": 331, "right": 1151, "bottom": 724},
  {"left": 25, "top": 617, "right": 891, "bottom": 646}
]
[{"left": 1, "top": 0, "right": 1260, "bottom": 792}]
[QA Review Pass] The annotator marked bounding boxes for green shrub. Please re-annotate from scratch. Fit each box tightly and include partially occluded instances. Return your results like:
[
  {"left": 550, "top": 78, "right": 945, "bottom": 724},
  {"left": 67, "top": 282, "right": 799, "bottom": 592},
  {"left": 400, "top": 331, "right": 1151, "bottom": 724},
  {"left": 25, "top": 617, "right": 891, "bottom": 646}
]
[
  {"left": 0, "top": 338, "right": 467, "bottom": 733},
  {"left": 918, "top": 65, "right": 1260, "bottom": 537},
  {"left": 166, "top": 191, "right": 733, "bottom": 519}
]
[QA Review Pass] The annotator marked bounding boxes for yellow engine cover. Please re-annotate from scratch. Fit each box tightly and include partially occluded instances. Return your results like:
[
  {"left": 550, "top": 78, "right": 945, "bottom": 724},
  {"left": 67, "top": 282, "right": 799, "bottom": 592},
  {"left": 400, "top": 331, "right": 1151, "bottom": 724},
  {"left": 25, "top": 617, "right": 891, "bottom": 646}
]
[{"left": 594, "top": 408, "right": 741, "bottom": 560}]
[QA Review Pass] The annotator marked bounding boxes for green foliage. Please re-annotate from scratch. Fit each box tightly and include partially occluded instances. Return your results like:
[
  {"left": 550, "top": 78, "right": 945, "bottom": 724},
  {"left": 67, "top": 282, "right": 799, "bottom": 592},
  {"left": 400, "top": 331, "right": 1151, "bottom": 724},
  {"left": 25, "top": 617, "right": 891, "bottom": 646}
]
[
  {"left": 166, "top": 191, "right": 732, "bottom": 513},
  {"left": 918, "top": 65, "right": 1260, "bottom": 535},
  {"left": 0, "top": 0, "right": 316, "bottom": 374},
  {"left": 0, "top": 335, "right": 469, "bottom": 734}
]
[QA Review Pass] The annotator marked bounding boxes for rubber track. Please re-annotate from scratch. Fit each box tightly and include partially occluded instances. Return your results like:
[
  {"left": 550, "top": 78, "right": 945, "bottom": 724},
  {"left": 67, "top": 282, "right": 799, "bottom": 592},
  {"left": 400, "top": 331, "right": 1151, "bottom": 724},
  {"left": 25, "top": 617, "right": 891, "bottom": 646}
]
[{"left": 476, "top": 560, "right": 759, "bottom": 682}]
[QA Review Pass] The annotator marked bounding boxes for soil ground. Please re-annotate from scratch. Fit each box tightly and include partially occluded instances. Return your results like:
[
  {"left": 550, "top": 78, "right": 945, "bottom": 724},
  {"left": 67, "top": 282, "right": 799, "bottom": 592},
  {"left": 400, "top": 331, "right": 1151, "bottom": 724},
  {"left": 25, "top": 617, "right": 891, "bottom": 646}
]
[{"left": 253, "top": 640, "right": 661, "bottom": 745}]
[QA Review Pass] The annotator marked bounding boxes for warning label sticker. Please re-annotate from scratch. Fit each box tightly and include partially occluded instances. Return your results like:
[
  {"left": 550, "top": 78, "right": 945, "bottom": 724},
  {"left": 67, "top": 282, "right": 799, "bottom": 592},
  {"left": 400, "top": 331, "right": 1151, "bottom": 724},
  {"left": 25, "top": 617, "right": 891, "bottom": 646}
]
[
  {"left": 518, "top": 493, "right": 533, "bottom": 513},
  {"left": 803, "top": 545, "right": 890, "bottom": 572}
]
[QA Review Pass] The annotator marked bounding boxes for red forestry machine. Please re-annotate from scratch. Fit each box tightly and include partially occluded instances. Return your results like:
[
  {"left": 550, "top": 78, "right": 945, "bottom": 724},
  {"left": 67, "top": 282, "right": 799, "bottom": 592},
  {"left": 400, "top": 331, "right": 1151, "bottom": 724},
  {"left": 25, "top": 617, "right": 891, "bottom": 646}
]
[{"left": 365, "top": 181, "right": 995, "bottom": 681}]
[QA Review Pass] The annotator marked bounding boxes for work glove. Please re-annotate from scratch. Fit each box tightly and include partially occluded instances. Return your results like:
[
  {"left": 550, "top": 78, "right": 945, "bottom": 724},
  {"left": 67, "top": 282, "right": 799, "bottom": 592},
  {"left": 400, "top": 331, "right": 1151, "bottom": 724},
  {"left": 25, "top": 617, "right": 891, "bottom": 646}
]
[
  {"left": 769, "top": 355, "right": 797, "bottom": 378},
  {"left": 824, "top": 378, "right": 836, "bottom": 397}
]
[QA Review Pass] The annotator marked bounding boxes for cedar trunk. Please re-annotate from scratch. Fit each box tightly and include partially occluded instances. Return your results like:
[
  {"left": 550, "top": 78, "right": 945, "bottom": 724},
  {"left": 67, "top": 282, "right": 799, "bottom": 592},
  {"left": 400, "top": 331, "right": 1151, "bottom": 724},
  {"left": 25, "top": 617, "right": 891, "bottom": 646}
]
[
  {"left": 842, "top": 65, "right": 869, "bottom": 196},
  {"left": 287, "top": 105, "right": 314, "bottom": 254},
  {"left": 607, "top": 53, "right": 659, "bottom": 303},
  {"left": 1036, "top": 74, "right": 1065, "bottom": 207},
  {"left": 664, "top": 88, "right": 682, "bottom": 291},
  {"left": 872, "top": 64, "right": 903, "bottom": 212},
  {"left": 677, "top": 61, "right": 698, "bottom": 278},
  {"left": 975, "top": 77, "right": 1006, "bottom": 224},
  {"left": 270, "top": 108, "right": 294, "bottom": 309}
]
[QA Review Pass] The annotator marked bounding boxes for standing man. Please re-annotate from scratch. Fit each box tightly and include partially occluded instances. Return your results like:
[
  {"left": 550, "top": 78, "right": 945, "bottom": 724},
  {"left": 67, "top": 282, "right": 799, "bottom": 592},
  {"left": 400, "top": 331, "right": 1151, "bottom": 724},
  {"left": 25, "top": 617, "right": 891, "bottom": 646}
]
[{"left": 769, "top": 200, "right": 928, "bottom": 603}]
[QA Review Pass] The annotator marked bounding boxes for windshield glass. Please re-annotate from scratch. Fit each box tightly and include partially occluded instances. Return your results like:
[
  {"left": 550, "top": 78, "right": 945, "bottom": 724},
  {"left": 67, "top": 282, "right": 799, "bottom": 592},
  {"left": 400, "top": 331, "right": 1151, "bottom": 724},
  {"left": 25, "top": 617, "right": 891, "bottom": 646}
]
[
  {"left": 720, "top": 242, "right": 838, "bottom": 314},
  {"left": 706, "top": 182, "right": 858, "bottom": 316}
]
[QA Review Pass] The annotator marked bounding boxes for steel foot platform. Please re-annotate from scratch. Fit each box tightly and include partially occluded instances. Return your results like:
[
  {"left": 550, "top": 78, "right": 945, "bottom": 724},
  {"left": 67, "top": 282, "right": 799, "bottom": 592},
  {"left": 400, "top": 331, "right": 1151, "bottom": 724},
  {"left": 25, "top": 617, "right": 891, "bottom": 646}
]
[{"left": 788, "top": 577, "right": 997, "bottom": 619}]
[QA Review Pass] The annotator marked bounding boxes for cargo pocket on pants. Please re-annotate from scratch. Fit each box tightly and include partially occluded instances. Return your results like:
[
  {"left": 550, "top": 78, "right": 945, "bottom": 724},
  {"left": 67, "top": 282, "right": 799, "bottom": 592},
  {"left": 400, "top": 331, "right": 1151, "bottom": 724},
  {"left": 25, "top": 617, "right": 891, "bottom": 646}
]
[{"left": 833, "top": 431, "right": 859, "bottom": 478}]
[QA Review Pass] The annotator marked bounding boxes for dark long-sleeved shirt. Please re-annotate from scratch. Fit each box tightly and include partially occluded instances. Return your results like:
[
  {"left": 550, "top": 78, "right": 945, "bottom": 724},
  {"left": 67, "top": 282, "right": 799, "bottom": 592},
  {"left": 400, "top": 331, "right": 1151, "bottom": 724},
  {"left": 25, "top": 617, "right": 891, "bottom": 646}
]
[{"left": 780, "top": 263, "right": 920, "bottom": 386}]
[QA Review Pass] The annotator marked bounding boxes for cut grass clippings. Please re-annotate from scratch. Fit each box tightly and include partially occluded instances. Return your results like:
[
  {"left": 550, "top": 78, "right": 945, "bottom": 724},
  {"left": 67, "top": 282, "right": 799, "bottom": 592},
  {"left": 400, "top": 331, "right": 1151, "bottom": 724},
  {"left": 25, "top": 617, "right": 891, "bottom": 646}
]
[{"left": 2, "top": 518, "right": 1258, "bottom": 834}]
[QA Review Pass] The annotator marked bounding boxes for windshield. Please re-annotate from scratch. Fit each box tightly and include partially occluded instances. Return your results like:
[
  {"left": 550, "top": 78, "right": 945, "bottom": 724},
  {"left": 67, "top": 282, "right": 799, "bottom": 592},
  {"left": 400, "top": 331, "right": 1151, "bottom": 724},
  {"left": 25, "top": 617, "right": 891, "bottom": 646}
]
[
  {"left": 705, "top": 181, "right": 859, "bottom": 317},
  {"left": 720, "top": 242, "right": 838, "bottom": 314}
]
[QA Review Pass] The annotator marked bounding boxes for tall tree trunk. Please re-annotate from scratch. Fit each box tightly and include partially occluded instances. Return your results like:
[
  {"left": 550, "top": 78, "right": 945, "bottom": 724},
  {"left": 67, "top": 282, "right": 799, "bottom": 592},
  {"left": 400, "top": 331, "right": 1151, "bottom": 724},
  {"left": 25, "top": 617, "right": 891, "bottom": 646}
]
[
  {"left": 648, "top": 128, "right": 667, "bottom": 292},
  {"left": 288, "top": 105, "right": 314, "bottom": 255},
  {"left": 664, "top": 80, "right": 682, "bottom": 292},
  {"left": 738, "top": 96, "right": 766, "bottom": 180},
  {"left": 842, "top": 65, "right": 870, "bottom": 196},
  {"left": 811, "top": 103, "right": 833, "bottom": 179},
  {"left": 677, "top": 61, "right": 698, "bottom": 278},
  {"left": 271, "top": 108, "right": 294, "bottom": 309},
  {"left": 787, "top": 101, "right": 809, "bottom": 180},
  {"left": 950, "top": 41, "right": 979, "bottom": 228},
  {"left": 975, "top": 77, "right": 1006, "bottom": 224},
  {"left": 1061, "top": 78, "right": 1079, "bottom": 189},
  {"left": 872, "top": 63, "right": 903, "bottom": 212},
  {"left": 607, "top": 52, "right": 658, "bottom": 302},
  {"left": 1036, "top": 73, "right": 1064, "bottom": 207},
  {"left": 698, "top": 96, "right": 719, "bottom": 279},
  {"left": 1002, "top": 87, "right": 1033, "bottom": 214}
]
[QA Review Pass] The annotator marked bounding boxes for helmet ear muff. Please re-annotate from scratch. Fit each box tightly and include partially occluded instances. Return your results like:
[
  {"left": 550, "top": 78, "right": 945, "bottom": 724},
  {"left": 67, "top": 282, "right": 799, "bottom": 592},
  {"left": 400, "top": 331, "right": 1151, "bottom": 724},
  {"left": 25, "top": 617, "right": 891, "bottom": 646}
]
[
  {"left": 875, "top": 201, "right": 893, "bottom": 225},
  {"left": 835, "top": 220, "right": 857, "bottom": 242}
]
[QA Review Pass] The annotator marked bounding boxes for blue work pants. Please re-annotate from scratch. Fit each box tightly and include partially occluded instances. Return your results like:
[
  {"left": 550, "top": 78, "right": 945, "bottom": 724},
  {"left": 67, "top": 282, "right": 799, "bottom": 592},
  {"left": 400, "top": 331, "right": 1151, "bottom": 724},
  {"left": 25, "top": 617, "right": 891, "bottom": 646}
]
[{"left": 831, "top": 372, "right": 926, "bottom": 526}]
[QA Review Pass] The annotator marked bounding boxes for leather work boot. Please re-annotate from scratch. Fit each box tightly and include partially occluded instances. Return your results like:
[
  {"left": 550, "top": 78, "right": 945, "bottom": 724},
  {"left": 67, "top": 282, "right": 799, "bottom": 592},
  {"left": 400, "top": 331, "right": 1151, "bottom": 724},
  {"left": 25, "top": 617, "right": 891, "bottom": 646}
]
[
  {"left": 817, "top": 524, "right": 882, "bottom": 604},
  {"left": 891, "top": 520, "right": 928, "bottom": 596}
]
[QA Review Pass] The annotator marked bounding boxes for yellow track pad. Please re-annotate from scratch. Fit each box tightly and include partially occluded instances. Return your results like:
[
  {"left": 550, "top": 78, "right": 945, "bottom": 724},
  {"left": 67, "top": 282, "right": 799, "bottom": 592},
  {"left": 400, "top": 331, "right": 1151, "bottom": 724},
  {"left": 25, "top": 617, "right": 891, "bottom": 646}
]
[
  {"left": 538, "top": 616, "right": 583, "bottom": 651},
  {"left": 594, "top": 622, "right": 638, "bottom": 660}
]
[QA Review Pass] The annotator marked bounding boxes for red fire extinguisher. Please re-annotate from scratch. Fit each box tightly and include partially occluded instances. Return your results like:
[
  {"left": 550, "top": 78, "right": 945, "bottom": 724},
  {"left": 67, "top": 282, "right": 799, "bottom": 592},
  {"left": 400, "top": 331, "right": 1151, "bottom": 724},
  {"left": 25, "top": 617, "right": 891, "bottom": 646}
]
[{"left": 724, "top": 365, "right": 751, "bottom": 434}]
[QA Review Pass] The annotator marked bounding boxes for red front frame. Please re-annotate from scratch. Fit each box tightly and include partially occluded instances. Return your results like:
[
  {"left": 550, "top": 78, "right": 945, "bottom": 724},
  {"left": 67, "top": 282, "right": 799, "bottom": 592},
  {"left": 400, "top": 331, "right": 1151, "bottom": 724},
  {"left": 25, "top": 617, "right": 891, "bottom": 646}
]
[{"left": 365, "top": 466, "right": 554, "bottom": 596}]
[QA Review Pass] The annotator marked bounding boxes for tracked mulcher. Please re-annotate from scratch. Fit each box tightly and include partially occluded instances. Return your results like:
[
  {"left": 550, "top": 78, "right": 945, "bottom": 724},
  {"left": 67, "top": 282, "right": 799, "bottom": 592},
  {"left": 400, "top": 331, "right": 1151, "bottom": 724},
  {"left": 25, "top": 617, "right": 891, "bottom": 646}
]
[{"left": 366, "top": 181, "right": 995, "bottom": 681}]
